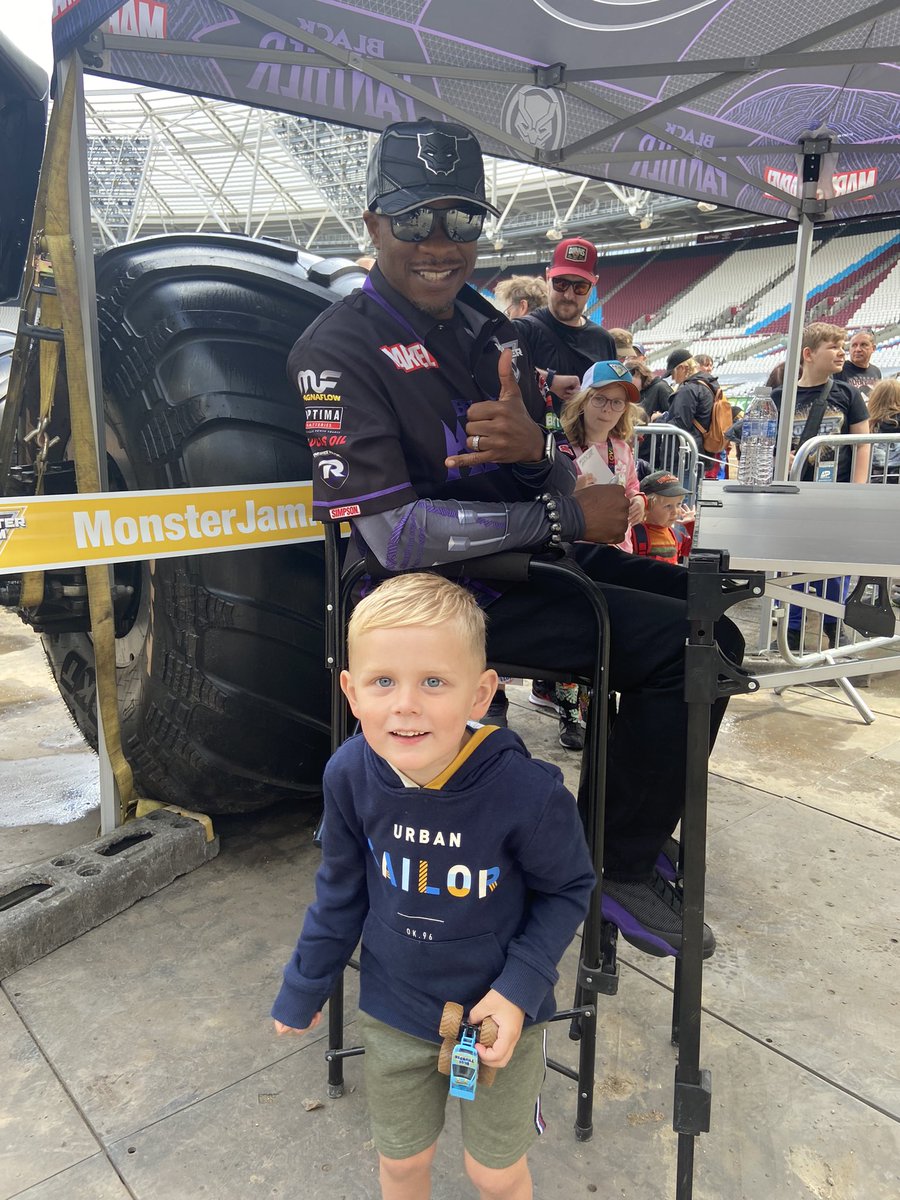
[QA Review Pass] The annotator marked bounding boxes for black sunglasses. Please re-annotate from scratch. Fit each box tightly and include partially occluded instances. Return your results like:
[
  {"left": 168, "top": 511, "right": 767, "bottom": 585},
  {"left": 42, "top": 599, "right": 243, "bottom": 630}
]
[
  {"left": 385, "top": 205, "right": 485, "bottom": 244},
  {"left": 551, "top": 277, "right": 592, "bottom": 296}
]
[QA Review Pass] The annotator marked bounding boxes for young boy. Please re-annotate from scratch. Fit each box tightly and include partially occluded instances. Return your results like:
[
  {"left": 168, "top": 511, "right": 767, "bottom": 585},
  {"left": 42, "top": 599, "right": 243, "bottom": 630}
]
[
  {"left": 272, "top": 573, "right": 595, "bottom": 1200},
  {"left": 771, "top": 322, "right": 871, "bottom": 484},
  {"left": 631, "top": 470, "right": 695, "bottom": 564},
  {"left": 770, "top": 322, "right": 871, "bottom": 650}
]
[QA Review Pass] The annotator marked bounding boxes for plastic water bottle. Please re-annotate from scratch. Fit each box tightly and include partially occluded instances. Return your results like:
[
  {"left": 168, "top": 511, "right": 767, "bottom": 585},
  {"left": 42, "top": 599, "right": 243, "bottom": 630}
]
[{"left": 738, "top": 393, "right": 778, "bottom": 486}]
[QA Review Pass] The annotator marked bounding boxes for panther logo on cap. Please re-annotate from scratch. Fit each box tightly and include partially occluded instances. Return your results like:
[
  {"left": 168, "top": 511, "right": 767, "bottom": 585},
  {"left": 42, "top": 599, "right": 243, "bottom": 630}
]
[{"left": 417, "top": 130, "right": 461, "bottom": 176}]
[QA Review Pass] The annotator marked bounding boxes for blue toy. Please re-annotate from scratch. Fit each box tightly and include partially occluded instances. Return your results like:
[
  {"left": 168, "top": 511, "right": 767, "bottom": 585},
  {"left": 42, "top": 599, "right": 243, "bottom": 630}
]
[
  {"left": 449, "top": 1026, "right": 481, "bottom": 1100},
  {"left": 437, "top": 1001, "right": 498, "bottom": 1100}
]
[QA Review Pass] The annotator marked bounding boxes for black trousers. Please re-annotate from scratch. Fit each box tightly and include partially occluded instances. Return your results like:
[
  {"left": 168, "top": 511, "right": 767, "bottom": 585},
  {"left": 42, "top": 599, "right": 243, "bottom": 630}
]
[{"left": 485, "top": 544, "right": 745, "bottom": 881}]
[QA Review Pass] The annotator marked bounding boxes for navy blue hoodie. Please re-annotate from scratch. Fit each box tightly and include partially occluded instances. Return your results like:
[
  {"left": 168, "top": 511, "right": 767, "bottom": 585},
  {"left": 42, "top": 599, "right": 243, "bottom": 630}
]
[{"left": 272, "top": 725, "right": 595, "bottom": 1044}]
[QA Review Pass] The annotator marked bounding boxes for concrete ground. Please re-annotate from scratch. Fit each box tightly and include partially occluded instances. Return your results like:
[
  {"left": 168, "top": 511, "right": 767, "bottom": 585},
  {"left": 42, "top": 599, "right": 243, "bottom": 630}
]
[{"left": 1, "top": 605, "right": 898, "bottom": 1200}]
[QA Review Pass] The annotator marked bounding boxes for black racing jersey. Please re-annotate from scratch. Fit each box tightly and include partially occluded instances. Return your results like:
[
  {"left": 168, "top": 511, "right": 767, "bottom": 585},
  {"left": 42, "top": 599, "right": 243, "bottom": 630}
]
[
  {"left": 288, "top": 266, "right": 548, "bottom": 522},
  {"left": 514, "top": 308, "right": 617, "bottom": 382}
]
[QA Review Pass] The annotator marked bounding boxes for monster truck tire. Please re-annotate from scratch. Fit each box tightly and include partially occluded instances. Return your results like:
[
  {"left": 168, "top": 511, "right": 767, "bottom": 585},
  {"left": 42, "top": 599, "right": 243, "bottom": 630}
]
[
  {"left": 437, "top": 1038, "right": 455, "bottom": 1077},
  {"left": 479, "top": 1016, "right": 498, "bottom": 1048},
  {"left": 438, "top": 1001, "right": 464, "bottom": 1042},
  {"left": 42, "top": 234, "right": 363, "bottom": 815}
]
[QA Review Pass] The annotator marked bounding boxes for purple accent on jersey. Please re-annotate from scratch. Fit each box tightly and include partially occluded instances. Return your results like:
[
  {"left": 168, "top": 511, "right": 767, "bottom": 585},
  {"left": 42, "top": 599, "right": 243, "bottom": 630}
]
[
  {"left": 363, "top": 275, "right": 420, "bottom": 340},
  {"left": 441, "top": 418, "right": 498, "bottom": 480},
  {"left": 312, "top": 481, "right": 411, "bottom": 508},
  {"left": 385, "top": 507, "right": 411, "bottom": 571},
  {"left": 443, "top": 419, "right": 463, "bottom": 482}
]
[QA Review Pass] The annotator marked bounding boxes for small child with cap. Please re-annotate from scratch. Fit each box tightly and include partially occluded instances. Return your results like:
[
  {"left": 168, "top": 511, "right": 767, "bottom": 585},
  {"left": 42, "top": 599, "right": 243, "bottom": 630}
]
[{"left": 631, "top": 470, "right": 695, "bottom": 564}]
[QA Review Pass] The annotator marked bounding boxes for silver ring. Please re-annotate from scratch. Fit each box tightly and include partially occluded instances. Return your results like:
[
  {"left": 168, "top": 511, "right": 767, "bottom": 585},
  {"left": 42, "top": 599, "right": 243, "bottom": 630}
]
[{"left": 472, "top": 434, "right": 481, "bottom": 452}]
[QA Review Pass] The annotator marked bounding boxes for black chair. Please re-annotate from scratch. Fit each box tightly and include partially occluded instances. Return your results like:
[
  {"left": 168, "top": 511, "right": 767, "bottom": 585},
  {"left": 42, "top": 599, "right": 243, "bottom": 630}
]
[{"left": 320, "top": 521, "right": 614, "bottom": 1141}]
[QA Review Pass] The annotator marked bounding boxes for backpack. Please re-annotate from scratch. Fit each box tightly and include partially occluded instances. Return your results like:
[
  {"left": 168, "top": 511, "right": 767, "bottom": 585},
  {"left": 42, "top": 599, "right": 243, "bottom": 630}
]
[{"left": 692, "top": 379, "right": 732, "bottom": 454}]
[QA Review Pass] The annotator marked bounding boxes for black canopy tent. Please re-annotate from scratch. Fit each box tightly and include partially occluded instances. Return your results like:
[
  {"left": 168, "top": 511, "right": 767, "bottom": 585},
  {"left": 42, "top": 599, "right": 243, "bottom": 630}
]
[
  {"left": 52, "top": 0, "right": 900, "bottom": 472},
  {"left": 54, "top": 0, "right": 900, "bottom": 221}
]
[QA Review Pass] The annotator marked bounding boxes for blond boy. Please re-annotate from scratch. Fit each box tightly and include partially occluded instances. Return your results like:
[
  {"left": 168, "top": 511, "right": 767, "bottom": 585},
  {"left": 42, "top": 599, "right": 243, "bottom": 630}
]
[{"left": 273, "top": 573, "right": 594, "bottom": 1200}]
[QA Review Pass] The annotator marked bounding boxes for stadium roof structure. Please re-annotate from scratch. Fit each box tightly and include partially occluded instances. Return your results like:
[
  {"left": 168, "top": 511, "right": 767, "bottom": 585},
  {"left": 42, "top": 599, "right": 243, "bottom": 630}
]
[
  {"left": 53, "top": 0, "right": 900, "bottom": 227},
  {"left": 78, "top": 83, "right": 775, "bottom": 261}
]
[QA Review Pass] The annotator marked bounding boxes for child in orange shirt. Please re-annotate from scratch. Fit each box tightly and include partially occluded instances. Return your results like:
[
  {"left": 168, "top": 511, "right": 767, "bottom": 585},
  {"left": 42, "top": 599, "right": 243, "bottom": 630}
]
[{"left": 631, "top": 471, "right": 695, "bottom": 564}]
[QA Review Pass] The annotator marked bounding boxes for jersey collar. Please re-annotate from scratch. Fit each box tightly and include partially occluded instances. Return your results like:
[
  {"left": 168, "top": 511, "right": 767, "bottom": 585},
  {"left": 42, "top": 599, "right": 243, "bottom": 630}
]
[{"left": 365, "top": 264, "right": 510, "bottom": 344}]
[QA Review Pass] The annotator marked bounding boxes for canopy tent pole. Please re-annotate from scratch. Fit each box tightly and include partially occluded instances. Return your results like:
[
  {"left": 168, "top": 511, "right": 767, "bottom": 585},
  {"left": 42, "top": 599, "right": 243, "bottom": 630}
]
[
  {"left": 773, "top": 130, "right": 834, "bottom": 481},
  {"left": 58, "top": 52, "right": 121, "bottom": 834},
  {"left": 774, "top": 213, "right": 816, "bottom": 480}
]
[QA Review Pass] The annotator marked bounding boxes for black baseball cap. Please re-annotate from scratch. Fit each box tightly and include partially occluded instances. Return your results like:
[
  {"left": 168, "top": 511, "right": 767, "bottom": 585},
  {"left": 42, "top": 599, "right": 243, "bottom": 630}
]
[
  {"left": 367, "top": 119, "right": 500, "bottom": 217},
  {"left": 640, "top": 470, "right": 689, "bottom": 498},
  {"left": 665, "top": 348, "right": 692, "bottom": 376}
]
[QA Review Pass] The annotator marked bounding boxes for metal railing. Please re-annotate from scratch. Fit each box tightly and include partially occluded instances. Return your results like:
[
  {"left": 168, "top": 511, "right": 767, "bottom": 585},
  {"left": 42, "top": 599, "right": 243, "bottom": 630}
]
[
  {"left": 761, "top": 432, "right": 900, "bottom": 721},
  {"left": 632, "top": 424, "right": 701, "bottom": 499},
  {"left": 788, "top": 431, "right": 900, "bottom": 486}
]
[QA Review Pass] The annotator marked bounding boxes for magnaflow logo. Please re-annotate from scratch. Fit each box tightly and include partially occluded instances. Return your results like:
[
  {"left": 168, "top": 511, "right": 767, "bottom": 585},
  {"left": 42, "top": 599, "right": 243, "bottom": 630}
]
[
  {"left": 0, "top": 510, "right": 27, "bottom": 557},
  {"left": 501, "top": 86, "right": 566, "bottom": 150},
  {"left": 297, "top": 368, "right": 342, "bottom": 394}
]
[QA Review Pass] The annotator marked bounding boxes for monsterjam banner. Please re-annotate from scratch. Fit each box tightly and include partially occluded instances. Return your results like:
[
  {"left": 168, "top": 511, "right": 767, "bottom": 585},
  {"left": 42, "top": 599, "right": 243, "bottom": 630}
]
[
  {"left": 0, "top": 481, "right": 322, "bottom": 574},
  {"left": 51, "top": 0, "right": 900, "bottom": 223}
]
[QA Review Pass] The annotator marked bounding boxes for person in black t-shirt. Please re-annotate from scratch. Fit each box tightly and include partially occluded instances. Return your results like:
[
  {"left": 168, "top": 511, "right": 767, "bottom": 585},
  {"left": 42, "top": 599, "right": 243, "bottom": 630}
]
[
  {"left": 839, "top": 328, "right": 882, "bottom": 398},
  {"left": 512, "top": 238, "right": 616, "bottom": 422},
  {"left": 772, "top": 324, "right": 870, "bottom": 484},
  {"left": 772, "top": 323, "right": 870, "bottom": 649},
  {"left": 289, "top": 119, "right": 743, "bottom": 977}
]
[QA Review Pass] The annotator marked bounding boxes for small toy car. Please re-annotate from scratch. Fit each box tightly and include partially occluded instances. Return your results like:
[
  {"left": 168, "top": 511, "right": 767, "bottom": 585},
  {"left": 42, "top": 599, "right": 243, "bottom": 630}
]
[
  {"left": 449, "top": 1026, "right": 481, "bottom": 1100},
  {"left": 437, "top": 1001, "right": 499, "bottom": 1099}
]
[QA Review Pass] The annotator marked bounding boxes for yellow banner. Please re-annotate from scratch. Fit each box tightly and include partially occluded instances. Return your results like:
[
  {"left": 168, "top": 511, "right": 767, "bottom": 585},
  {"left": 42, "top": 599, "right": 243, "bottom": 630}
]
[{"left": 0, "top": 482, "right": 324, "bottom": 574}]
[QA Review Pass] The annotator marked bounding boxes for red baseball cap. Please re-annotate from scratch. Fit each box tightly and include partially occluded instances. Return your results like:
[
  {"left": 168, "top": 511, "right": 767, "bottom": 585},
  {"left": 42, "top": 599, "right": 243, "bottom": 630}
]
[{"left": 547, "top": 237, "right": 598, "bottom": 283}]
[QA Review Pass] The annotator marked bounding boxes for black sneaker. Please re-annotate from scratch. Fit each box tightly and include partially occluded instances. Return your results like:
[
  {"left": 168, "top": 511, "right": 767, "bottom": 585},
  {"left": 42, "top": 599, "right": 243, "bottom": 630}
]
[
  {"left": 601, "top": 870, "right": 716, "bottom": 959},
  {"left": 528, "top": 680, "right": 560, "bottom": 715},
  {"left": 558, "top": 716, "right": 584, "bottom": 751},
  {"left": 484, "top": 690, "right": 509, "bottom": 728},
  {"left": 655, "top": 836, "right": 680, "bottom": 883},
  {"left": 824, "top": 624, "right": 854, "bottom": 650}
]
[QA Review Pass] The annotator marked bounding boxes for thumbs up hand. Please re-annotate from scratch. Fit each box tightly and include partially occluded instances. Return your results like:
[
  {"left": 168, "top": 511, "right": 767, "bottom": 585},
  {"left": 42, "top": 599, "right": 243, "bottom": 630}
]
[{"left": 444, "top": 348, "right": 546, "bottom": 469}]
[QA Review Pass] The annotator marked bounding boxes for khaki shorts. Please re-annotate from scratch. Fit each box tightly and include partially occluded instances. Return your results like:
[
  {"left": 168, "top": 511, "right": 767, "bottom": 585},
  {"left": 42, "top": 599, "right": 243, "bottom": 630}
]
[{"left": 358, "top": 1013, "right": 547, "bottom": 1170}]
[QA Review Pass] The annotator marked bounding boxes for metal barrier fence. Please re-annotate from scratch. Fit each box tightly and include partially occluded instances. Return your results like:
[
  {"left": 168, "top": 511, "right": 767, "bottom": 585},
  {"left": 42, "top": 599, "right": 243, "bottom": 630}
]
[
  {"left": 788, "top": 431, "right": 900, "bottom": 486},
  {"left": 761, "top": 432, "right": 900, "bottom": 722},
  {"left": 632, "top": 424, "right": 701, "bottom": 498}
]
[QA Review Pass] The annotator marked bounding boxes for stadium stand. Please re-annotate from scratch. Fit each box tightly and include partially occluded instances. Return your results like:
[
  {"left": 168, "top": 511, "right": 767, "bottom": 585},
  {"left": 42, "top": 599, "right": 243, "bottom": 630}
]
[{"left": 478, "top": 220, "right": 899, "bottom": 385}]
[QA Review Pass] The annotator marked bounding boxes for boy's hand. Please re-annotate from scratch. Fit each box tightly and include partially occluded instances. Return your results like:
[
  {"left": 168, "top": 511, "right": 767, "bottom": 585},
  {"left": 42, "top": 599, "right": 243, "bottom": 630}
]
[
  {"left": 273, "top": 1012, "right": 322, "bottom": 1036},
  {"left": 469, "top": 989, "right": 525, "bottom": 1069}
]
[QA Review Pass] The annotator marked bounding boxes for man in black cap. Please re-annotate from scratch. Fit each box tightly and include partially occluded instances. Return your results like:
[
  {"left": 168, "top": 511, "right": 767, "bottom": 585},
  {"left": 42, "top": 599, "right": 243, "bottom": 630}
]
[{"left": 288, "top": 118, "right": 742, "bottom": 969}]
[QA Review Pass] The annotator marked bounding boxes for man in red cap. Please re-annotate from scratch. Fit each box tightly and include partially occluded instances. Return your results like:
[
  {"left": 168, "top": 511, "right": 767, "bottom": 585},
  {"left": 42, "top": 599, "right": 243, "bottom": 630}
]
[{"left": 513, "top": 236, "right": 616, "bottom": 420}]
